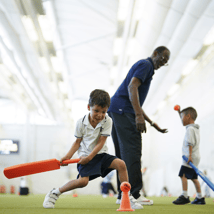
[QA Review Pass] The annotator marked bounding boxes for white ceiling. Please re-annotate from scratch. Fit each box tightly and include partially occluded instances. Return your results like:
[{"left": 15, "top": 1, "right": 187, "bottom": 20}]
[{"left": 0, "top": 0, "right": 214, "bottom": 124}]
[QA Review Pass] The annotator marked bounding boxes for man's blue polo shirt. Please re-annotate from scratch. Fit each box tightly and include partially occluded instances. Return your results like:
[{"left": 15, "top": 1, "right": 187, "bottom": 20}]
[{"left": 108, "top": 57, "right": 154, "bottom": 115}]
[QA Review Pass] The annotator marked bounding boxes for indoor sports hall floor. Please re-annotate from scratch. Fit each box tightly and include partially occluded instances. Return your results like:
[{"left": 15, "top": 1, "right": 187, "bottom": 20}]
[{"left": 0, "top": 194, "right": 213, "bottom": 214}]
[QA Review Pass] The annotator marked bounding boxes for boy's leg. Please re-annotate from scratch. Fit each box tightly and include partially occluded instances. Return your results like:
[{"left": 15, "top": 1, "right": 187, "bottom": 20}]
[
  {"left": 108, "top": 158, "right": 128, "bottom": 183},
  {"left": 191, "top": 178, "right": 205, "bottom": 204},
  {"left": 43, "top": 176, "right": 89, "bottom": 208},
  {"left": 191, "top": 179, "right": 201, "bottom": 194},
  {"left": 59, "top": 176, "right": 89, "bottom": 193},
  {"left": 181, "top": 174, "right": 188, "bottom": 197},
  {"left": 108, "top": 158, "right": 143, "bottom": 209},
  {"left": 172, "top": 174, "right": 190, "bottom": 205}
]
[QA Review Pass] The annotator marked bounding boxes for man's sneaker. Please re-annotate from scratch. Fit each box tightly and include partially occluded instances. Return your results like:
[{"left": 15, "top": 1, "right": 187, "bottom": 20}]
[
  {"left": 191, "top": 197, "right": 206, "bottom": 205},
  {"left": 129, "top": 196, "right": 143, "bottom": 209},
  {"left": 43, "top": 189, "right": 59, "bottom": 208},
  {"left": 136, "top": 196, "right": 153, "bottom": 205},
  {"left": 116, "top": 196, "right": 143, "bottom": 209},
  {"left": 116, "top": 198, "right": 121, "bottom": 204},
  {"left": 172, "top": 195, "right": 190, "bottom": 205},
  {"left": 102, "top": 194, "right": 108, "bottom": 198}
]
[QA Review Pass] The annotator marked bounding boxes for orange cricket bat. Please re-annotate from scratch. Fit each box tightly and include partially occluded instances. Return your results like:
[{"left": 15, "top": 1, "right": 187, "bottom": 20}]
[{"left": 3, "top": 158, "right": 80, "bottom": 179}]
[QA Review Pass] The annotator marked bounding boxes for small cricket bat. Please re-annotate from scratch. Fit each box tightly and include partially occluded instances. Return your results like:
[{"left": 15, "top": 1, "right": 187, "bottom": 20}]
[
  {"left": 182, "top": 155, "right": 214, "bottom": 191},
  {"left": 3, "top": 158, "right": 80, "bottom": 179}
]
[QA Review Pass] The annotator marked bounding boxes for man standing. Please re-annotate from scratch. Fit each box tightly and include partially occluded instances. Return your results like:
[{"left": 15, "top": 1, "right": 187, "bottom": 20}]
[{"left": 108, "top": 46, "right": 170, "bottom": 205}]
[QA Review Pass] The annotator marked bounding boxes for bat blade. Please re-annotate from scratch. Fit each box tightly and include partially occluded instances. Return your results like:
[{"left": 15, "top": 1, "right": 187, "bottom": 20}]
[
  {"left": 4, "top": 159, "right": 60, "bottom": 179},
  {"left": 3, "top": 158, "right": 80, "bottom": 179},
  {"left": 182, "top": 155, "right": 214, "bottom": 191}
]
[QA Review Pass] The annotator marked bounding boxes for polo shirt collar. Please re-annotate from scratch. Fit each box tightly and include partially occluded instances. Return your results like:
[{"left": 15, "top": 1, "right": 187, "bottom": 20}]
[{"left": 83, "top": 113, "right": 106, "bottom": 129}]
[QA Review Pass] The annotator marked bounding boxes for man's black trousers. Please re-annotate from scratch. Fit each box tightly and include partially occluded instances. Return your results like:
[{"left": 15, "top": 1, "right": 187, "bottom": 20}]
[{"left": 108, "top": 112, "right": 142, "bottom": 199}]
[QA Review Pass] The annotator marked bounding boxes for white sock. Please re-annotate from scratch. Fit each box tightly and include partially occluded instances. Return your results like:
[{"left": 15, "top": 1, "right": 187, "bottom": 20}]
[
  {"left": 196, "top": 192, "right": 202, "bottom": 199},
  {"left": 52, "top": 188, "right": 62, "bottom": 196},
  {"left": 182, "top": 191, "right": 188, "bottom": 198}
]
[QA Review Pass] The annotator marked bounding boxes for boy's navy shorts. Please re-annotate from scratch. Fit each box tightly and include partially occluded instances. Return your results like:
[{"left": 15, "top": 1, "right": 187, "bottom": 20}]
[
  {"left": 77, "top": 153, "right": 118, "bottom": 181},
  {"left": 179, "top": 165, "right": 198, "bottom": 179}
]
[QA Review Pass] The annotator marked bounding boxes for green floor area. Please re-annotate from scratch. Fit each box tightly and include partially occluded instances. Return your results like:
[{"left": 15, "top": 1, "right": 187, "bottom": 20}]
[{"left": 0, "top": 194, "right": 213, "bottom": 214}]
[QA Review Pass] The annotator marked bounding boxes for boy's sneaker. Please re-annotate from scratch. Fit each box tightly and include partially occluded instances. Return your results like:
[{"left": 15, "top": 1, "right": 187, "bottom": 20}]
[
  {"left": 172, "top": 195, "right": 190, "bottom": 205},
  {"left": 136, "top": 196, "right": 153, "bottom": 205},
  {"left": 43, "top": 189, "right": 59, "bottom": 208},
  {"left": 116, "top": 195, "right": 143, "bottom": 209},
  {"left": 191, "top": 197, "right": 206, "bottom": 205}
]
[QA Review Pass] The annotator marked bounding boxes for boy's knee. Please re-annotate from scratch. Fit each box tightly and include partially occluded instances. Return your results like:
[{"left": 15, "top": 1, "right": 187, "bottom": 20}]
[
  {"left": 191, "top": 179, "right": 199, "bottom": 183},
  {"left": 79, "top": 178, "right": 89, "bottom": 188},
  {"left": 118, "top": 160, "right": 127, "bottom": 171}
]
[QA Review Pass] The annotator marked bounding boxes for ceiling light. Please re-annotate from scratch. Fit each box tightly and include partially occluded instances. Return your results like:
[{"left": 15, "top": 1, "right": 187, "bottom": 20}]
[
  {"left": 38, "top": 15, "right": 53, "bottom": 42},
  {"left": 182, "top": 59, "right": 198, "bottom": 76},
  {"left": 38, "top": 108, "right": 46, "bottom": 117},
  {"left": 110, "top": 66, "right": 118, "bottom": 79},
  {"left": 58, "top": 99, "right": 64, "bottom": 109},
  {"left": 0, "top": 64, "right": 12, "bottom": 77},
  {"left": 0, "top": 76, "right": 12, "bottom": 90},
  {"left": 113, "top": 38, "right": 123, "bottom": 55},
  {"left": 1, "top": 37, "right": 13, "bottom": 51},
  {"left": 22, "top": 16, "right": 38, "bottom": 42},
  {"left": 167, "top": 83, "right": 180, "bottom": 97},
  {"left": 134, "top": 1, "right": 146, "bottom": 20},
  {"left": 64, "top": 99, "right": 71, "bottom": 108},
  {"left": 58, "top": 81, "right": 67, "bottom": 93},
  {"left": 51, "top": 56, "right": 62, "bottom": 73},
  {"left": 50, "top": 82, "right": 58, "bottom": 94},
  {"left": 13, "top": 84, "right": 23, "bottom": 94},
  {"left": 39, "top": 57, "right": 50, "bottom": 73},
  {"left": 122, "top": 66, "right": 129, "bottom": 79},
  {"left": 203, "top": 25, "right": 214, "bottom": 46},
  {"left": 127, "top": 38, "right": 137, "bottom": 55},
  {"left": 108, "top": 85, "right": 115, "bottom": 97},
  {"left": 117, "top": 0, "right": 130, "bottom": 21},
  {"left": 157, "top": 100, "right": 166, "bottom": 110}
]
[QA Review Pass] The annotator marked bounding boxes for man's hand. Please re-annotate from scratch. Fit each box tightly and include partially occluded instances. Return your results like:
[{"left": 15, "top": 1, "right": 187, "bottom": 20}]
[
  {"left": 136, "top": 115, "right": 147, "bottom": 133},
  {"left": 78, "top": 156, "right": 91, "bottom": 165},
  {"left": 153, "top": 123, "right": 168, "bottom": 133}
]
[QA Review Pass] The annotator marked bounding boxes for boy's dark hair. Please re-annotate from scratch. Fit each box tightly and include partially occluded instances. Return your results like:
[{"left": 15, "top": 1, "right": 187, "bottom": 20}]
[
  {"left": 181, "top": 107, "right": 198, "bottom": 121},
  {"left": 89, "top": 89, "right": 110, "bottom": 108}
]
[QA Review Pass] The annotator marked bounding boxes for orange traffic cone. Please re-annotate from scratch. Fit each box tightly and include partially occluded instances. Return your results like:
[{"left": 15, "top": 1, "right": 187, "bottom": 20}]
[
  {"left": 72, "top": 193, "right": 78, "bottom": 197},
  {"left": 117, "top": 182, "right": 134, "bottom": 212}
]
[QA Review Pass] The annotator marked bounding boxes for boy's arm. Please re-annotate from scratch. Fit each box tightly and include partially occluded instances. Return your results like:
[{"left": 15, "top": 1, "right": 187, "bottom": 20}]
[
  {"left": 142, "top": 109, "right": 168, "bottom": 133},
  {"left": 60, "top": 138, "right": 82, "bottom": 165},
  {"left": 78, "top": 136, "right": 107, "bottom": 165},
  {"left": 187, "top": 145, "right": 193, "bottom": 163}
]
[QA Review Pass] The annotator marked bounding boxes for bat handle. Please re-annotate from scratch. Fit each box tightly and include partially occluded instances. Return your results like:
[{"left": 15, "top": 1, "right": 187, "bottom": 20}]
[
  {"left": 182, "top": 155, "right": 196, "bottom": 170},
  {"left": 61, "top": 158, "right": 80, "bottom": 165}
]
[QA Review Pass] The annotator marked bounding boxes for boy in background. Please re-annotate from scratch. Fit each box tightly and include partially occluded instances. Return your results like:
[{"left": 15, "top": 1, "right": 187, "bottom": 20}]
[
  {"left": 43, "top": 89, "right": 143, "bottom": 209},
  {"left": 173, "top": 106, "right": 205, "bottom": 205},
  {"left": 101, "top": 170, "right": 117, "bottom": 197}
]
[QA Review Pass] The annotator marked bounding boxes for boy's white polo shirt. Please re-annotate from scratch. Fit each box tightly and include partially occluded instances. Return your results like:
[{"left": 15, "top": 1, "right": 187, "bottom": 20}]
[{"left": 74, "top": 113, "right": 112, "bottom": 158}]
